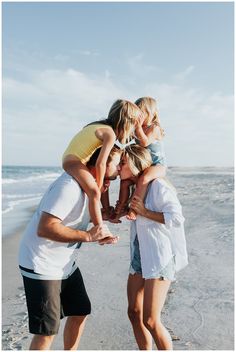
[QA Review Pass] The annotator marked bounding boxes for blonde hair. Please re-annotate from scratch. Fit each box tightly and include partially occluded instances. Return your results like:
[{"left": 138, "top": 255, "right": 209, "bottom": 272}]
[
  {"left": 88, "top": 100, "right": 140, "bottom": 144},
  {"left": 135, "top": 97, "right": 165, "bottom": 139},
  {"left": 106, "top": 99, "right": 140, "bottom": 144},
  {"left": 124, "top": 145, "right": 152, "bottom": 177}
]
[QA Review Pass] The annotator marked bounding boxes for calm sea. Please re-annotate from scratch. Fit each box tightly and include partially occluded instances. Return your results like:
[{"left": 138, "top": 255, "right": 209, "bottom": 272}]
[{"left": 2, "top": 165, "right": 234, "bottom": 237}]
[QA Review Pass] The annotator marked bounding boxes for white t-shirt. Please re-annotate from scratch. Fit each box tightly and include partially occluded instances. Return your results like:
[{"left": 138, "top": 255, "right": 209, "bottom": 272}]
[
  {"left": 130, "top": 178, "right": 188, "bottom": 279},
  {"left": 18, "top": 172, "right": 90, "bottom": 279}
]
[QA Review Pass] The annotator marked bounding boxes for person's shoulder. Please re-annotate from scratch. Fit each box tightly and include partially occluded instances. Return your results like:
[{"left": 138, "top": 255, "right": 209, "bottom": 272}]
[
  {"left": 96, "top": 124, "right": 114, "bottom": 134},
  {"left": 150, "top": 178, "right": 173, "bottom": 194},
  {"left": 54, "top": 172, "right": 83, "bottom": 194},
  {"left": 150, "top": 178, "right": 163, "bottom": 189}
]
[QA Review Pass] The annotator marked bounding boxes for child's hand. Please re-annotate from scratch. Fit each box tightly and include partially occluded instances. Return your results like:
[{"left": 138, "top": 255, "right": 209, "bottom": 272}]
[
  {"left": 101, "top": 179, "right": 110, "bottom": 193},
  {"left": 135, "top": 112, "right": 145, "bottom": 127},
  {"left": 138, "top": 112, "right": 145, "bottom": 125},
  {"left": 130, "top": 196, "right": 146, "bottom": 217}
]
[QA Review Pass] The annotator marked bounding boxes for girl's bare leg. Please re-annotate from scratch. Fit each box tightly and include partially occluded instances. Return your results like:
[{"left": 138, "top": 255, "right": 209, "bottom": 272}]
[
  {"left": 110, "top": 179, "right": 134, "bottom": 223},
  {"left": 127, "top": 274, "right": 152, "bottom": 350},
  {"left": 127, "top": 165, "right": 166, "bottom": 220},
  {"left": 101, "top": 190, "right": 114, "bottom": 220},
  {"left": 143, "top": 279, "right": 173, "bottom": 350},
  {"left": 64, "top": 161, "right": 103, "bottom": 225}
]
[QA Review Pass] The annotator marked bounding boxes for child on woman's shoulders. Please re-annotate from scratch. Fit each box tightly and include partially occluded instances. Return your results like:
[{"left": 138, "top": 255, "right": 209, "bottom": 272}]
[{"left": 110, "top": 96, "right": 167, "bottom": 223}]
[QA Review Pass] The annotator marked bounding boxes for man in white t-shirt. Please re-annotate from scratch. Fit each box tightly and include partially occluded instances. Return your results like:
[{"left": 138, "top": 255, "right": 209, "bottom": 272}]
[{"left": 18, "top": 147, "right": 121, "bottom": 350}]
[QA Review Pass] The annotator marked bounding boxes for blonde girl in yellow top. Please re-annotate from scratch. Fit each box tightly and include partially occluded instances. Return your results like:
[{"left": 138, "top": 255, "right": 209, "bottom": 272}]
[
  {"left": 110, "top": 97, "right": 167, "bottom": 223},
  {"left": 63, "top": 99, "right": 141, "bottom": 227}
]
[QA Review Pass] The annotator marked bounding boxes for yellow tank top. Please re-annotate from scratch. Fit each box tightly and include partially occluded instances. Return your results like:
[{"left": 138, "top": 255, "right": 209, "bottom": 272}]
[{"left": 63, "top": 124, "right": 112, "bottom": 164}]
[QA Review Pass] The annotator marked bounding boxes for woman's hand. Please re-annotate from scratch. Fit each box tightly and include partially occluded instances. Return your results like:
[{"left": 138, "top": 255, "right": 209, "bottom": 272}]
[{"left": 130, "top": 196, "right": 147, "bottom": 217}]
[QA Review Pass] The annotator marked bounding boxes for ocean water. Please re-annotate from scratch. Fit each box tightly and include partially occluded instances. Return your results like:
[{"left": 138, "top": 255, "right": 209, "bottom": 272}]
[
  {"left": 2, "top": 165, "right": 63, "bottom": 237},
  {"left": 2, "top": 165, "right": 234, "bottom": 238}
]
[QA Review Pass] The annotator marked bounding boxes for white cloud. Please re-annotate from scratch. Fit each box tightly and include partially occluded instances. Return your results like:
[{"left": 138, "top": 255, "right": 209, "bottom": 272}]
[
  {"left": 2, "top": 65, "right": 234, "bottom": 166},
  {"left": 2, "top": 67, "right": 127, "bottom": 165},
  {"left": 132, "top": 81, "right": 234, "bottom": 166}
]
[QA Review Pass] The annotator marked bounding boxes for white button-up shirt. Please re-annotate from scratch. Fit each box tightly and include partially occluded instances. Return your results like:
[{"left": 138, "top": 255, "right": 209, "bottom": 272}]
[{"left": 130, "top": 178, "right": 188, "bottom": 279}]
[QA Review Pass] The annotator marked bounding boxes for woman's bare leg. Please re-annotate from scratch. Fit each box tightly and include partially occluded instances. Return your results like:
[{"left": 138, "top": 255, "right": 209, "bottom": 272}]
[
  {"left": 127, "top": 274, "right": 152, "bottom": 350},
  {"left": 143, "top": 279, "right": 172, "bottom": 350},
  {"left": 64, "top": 161, "right": 102, "bottom": 225}
]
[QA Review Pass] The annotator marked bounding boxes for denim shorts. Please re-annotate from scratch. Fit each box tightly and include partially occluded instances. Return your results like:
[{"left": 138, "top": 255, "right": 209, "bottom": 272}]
[{"left": 130, "top": 235, "right": 176, "bottom": 281}]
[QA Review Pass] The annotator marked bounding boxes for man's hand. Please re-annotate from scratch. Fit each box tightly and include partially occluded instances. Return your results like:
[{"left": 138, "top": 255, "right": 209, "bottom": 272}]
[
  {"left": 130, "top": 196, "right": 147, "bottom": 217},
  {"left": 98, "top": 235, "right": 119, "bottom": 245},
  {"left": 87, "top": 224, "right": 118, "bottom": 244}
]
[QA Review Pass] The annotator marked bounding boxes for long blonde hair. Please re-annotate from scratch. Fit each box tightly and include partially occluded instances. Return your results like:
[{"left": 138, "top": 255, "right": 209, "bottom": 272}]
[
  {"left": 124, "top": 145, "right": 152, "bottom": 176},
  {"left": 107, "top": 99, "right": 140, "bottom": 144},
  {"left": 135, "top": 97, "right": 165, "bottom": 139},
  {"left": 88, "top": 100, "right": 140, "bottom": 144}
]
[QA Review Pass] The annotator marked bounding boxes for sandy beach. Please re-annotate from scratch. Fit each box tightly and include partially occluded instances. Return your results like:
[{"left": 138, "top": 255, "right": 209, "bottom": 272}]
[{"left": 2, "top": 168, "right": 234, "bottom": 350}]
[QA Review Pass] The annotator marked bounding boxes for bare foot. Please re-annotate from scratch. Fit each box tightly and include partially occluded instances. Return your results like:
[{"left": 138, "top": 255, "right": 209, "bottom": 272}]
[
  {"left": 101, "top": 206, "right": 114, "bottom": 221},
  {"left": 109, "top": 202, "right": 128, "bottom": 223},
  {"left": 126, "top": 208, "right": 137, "bottom": 220},
  {"left": 109, "top": 216, "right": 122, "bottom": 224}
]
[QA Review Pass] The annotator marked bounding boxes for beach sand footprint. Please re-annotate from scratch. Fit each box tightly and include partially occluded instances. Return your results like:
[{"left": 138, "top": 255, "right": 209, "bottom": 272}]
[{"left": 2, "top": 287, "right": 29, "bottom": 350}]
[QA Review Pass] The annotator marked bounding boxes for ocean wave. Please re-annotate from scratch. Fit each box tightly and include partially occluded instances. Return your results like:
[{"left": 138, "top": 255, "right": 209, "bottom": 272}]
[
  {"left": 2, "top": 196, "right": 41, "bottom": 214},
  {"left": 2, "top": 193, "right": 42, "bottom": 199},
  {"left": 2, "top": 172, "right": 61, "bottom": 184}
]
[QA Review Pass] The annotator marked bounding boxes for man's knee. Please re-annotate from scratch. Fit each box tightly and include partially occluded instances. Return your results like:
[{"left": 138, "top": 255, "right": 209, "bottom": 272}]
[{"left": 30, "top": 334, "right": 55, "bottom": 350}]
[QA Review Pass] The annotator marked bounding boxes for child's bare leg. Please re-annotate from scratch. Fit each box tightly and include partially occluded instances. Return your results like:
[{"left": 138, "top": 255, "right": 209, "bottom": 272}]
[
  {"left": 127, "top": 165, "right": 166, "bottom": 220},
  {"left": 101, "top": 190, "right": 114, "bottom": 220},
  {"left": 64, "top": 161, "right": 103, "bottom": 225},
  {"left": 119, "top": 179, "right": 134, "bottom": 204},
  {"left": 110, "top": 179, "right": 134, "bottom": 223}
]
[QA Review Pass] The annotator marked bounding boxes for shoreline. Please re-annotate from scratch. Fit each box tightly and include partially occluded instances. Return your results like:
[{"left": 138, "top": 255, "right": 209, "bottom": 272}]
[{"left": 2, "top": 170, "right": 234, "bottom": 350}]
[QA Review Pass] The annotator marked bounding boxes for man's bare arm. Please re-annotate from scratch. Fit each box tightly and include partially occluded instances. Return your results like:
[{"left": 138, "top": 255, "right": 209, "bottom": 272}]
[{"left": 37, "top": 212, "right": 113, "bottom": 243}]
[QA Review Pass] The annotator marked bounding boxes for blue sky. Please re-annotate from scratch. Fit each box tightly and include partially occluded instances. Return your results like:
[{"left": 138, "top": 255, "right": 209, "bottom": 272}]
[{"left": 2, "top": 2, "right": 234, "bottom": 166}]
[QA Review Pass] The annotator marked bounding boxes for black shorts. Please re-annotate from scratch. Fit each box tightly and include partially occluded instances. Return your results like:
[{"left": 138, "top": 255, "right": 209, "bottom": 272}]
[{"left": 21, "top": 267, "right": 91, "bottom": 336}]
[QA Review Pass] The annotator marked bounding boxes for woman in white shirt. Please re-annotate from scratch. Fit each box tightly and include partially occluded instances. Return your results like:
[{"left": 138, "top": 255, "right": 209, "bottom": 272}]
[{"left": 121, "top": 145, "right": 188, "bottom": 350}]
